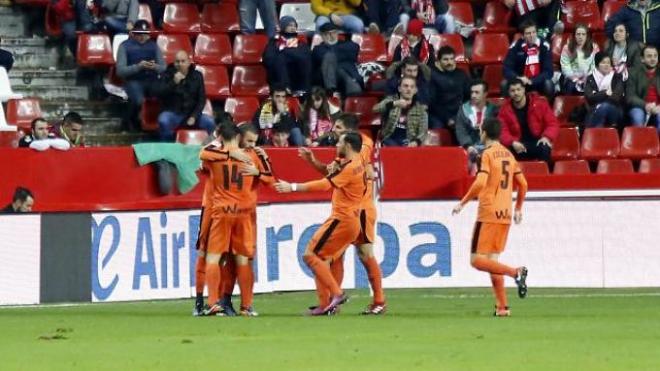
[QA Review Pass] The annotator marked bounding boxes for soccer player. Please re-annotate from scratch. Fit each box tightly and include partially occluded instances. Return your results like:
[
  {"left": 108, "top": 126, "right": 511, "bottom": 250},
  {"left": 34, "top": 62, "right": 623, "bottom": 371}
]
[
  {"left": 276, "top": 132, "right": 367, "bottom": 315},
  {"left": 298, "top": 113, "right": 386, "bottom": 315},
  {"left": 452, "top": 118, "right": 529, "bottom": 317}
]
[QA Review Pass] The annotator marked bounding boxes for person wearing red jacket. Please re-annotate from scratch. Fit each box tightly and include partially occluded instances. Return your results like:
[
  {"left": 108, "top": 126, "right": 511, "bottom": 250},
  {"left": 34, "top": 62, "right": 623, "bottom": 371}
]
[{"left": 497, "top": 78, "right": 559, "bottom": 163}]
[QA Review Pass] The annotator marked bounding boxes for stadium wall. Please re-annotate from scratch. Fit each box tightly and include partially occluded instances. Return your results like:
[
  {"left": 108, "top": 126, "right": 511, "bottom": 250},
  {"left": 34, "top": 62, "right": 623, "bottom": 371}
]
[{"left": 2, "top": 200, "right": 659, "bottom": 305}]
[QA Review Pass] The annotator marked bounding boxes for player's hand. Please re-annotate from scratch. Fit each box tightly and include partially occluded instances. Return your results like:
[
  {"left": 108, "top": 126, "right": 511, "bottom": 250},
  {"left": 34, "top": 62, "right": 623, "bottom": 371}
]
[
  {"left": 537, "top": 136, "right": 552, "bottom": 148},
  {"left": 326, "top": 161, "right": 339, "bottom": 174},
  {"left": 452, "top": 203, "right": 463, "bottom": 215},
  {"left": 512, "top": 141, "right": 527, "bottom": 153},
  {"left": 274, "top": 181, "right": 292, "bottom": 193},
  {"left": 228, "top": 149, "right": 253, "bottom": 164},
  {"left": 514, "top": 209, "right": 523, "bottom": 224},
  {"left": 239, "top": 163, "right": 260, "bottom": 176},
  {"left": 298, "top": 147, "right": 314, "bottom": 162}
]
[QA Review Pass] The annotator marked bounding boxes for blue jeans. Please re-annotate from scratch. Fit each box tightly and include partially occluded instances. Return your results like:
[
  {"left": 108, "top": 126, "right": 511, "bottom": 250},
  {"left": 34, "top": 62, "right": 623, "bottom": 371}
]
[
  {"left": 62, "top": 0, "right": 94, "bottom": 56},
  {"left": 288, "top": 127, "right": 305, "bottom": 146},
  {"left": 383, "top": 136, "right": 408, "bottom": 146},
  {"left": 316, "top": 14, "right": 364, "bottom": 34},
  {"left": 103, "top": 16, "right": 129, "bottom": 35},
  {"left": 629, "top": 107, "right": 660, "bottom": 133},
  {"left": 158, "top": 111, "right": 215, "bottom": 142},
  {"left": 124, "top": 79, "right": 157, "bottom": 131},
  {"left": 586, "top": 102, "right": 622, "bottom": 128},
  {"left": 362, "top": 0, "right": 400, "bottom": 31},
  {"left": 239, "top": 0, "right": 277, "bottom": 38}
]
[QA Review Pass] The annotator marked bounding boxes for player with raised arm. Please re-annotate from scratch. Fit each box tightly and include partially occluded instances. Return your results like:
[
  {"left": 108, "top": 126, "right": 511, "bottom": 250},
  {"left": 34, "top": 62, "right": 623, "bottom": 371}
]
[{"left": 452, "top": 118, "right": 529, "bottom": 317}]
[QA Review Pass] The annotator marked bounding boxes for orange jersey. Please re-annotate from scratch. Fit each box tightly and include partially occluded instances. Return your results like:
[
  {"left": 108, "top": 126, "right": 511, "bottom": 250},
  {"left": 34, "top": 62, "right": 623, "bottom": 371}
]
[
  {"left": 200, "top": 142, "right": 222, "bottom": 208},
  {"left": 326, "top": 158, "right": 367, "bottom": 218}
]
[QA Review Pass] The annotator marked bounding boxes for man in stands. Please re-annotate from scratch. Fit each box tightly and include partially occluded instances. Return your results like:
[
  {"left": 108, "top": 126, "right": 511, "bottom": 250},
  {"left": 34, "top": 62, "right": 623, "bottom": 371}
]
[
  {"left": 374, "top": 76, "right": 428, "bottom": 146},
  {"left": 312, "top": 0, "right": 365, "bottom": 34},
  {"left": 52, "top": 111, "right": 86, "bottom": 148},
  {"left": 19, "top": 118, "right": 52, "bottom": 148},
  {"left": 1, "top": 187, "right": 34, "bottom": 213},
  {"left": 263, "top": 16, "right": 312, "bottom": 97},
  {"left": 156, "top": 51, "right": 214, "bottom": 142},
  {"left": 252, "top": 84, "right": 304, "bottom": 146},
  {"left": 312, "top": 22, "right": 363, "bottom": 98},
  {"left": 626, "top": 45, "right": 660, "bottom": 133},
  {"left": 392, "top": 19, "right": 435, "bottom": 66},
  {"left": 116, "top": 20, "right": 166, "bottom": 132},
  {"left": 503, "top": 20, "right": 554, "bottom": 98},
  {"left": 97, "top": 0, "right": 140, "bottom": 34},
  {"left": 385, "top": 56, "right": 431, "bottom": 105},
  {"left": 429, "top": 46, "right": 471, "bottom": 129},
  {"left": 498, "top": 78, "right": 559, "bottom": 163}
]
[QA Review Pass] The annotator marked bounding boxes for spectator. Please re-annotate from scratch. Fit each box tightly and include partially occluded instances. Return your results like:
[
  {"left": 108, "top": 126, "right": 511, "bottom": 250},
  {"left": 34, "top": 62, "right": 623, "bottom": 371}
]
[
  {"left": 263, "top": 16, "right": 312, "bottom": 96},
  {"left": 53, "top": 0, "right": 93, "bottom": 57},
  {"left": 1, "top": 187, "right": 34, "bottom": 213},
  {"left": 155, "top": 51, "right": 214, "bottom": 142},
  {"left": 314, "top": 112, "right": 360, "bottom": 147},
  {"left": 0, "top": 38, "right": 14, "bottom": 72},
  {"left": 116, "top": 20, "right": 166, "bottom": 132},
  {"left": 627, "top": 45, "right": 660, "bottom": 133},
  {"left": 604, "top": 22, "right": 643, "bottom": 82},
  {"left": 312, "top": 0, "right": 364, "bottom": 34},
  {"left": 240, "top": 0, "right": 278, "bottom": 38},
  {"left": 385, "top": 56, "right": 431, "bottom": 105},
  {"left": 52, "top": 111, "right": 86, "bottom": 147},
  {"left": 503, "top": 20, "right": 554, "bottom": 98},
  {"left": 393, "top": 19, "right": 435, "bottom": 65},
  {"left": 299, "top": 87, "right": 341, "bottom": 146},
  {"left": 19, "top": 118, "right": 71, "bottom": 151},
  {"left": 584, "top": 52, "right": 624, "bottom": 128},
  {"left": 311, "top": 22, "right": 363, "bottom": 98},
  {"left": 560, "top": 24, "right": 599, "bottom": 94},
  {"left": 455, "top": 80, "right": 500, "bottom": 168},
  {"left": 269, "top": 123, "right": 291, "bottom": 147},
  {"left": 374, "top": 76, "right": 428, "bottom": 146},
  {"left": 252, "top": 84, "right": 304, "bottom": 146},
  {"left": 429, "top": 46, "right": 471, "bottom": 128},
  {"left": 498, "top": 78, "right": 559, "bottom": 163},
  {"left": 360, "top": 0, "right": 401, "bottom": 34},
  {"left": 605, "top": 0, "right": 660, "bottom": 49},
  {"left": 97, "top": 0, "right": 139, "bottom": 34},
  {"left": 502, "top": 0, "right": 563, "bottom": 39},
  {"left": 397, "top": 0, "right": 454, "bottom": 35}
]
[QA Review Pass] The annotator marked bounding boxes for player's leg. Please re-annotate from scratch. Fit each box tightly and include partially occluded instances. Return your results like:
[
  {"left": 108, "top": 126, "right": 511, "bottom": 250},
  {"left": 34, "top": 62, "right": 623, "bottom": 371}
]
[
  {"left": 486, "top": 253, "right": 509, "bottom": 316},
  {"left": 330, "top": 253, "right": 345, "bottom": 288},
  {"left": 356, "top": 208, "right": 386, "bottom": 314},
  {"left": 193, "top": 207, "right": 212, "bottom": 316},
  {"left": 219, "top": 254, "right": 237, "bottom": 316},
  {"left": 470, "top": 223, "right": 518, "bottom": 278},
  {"left": 232, "top": 215, "right": 258, "bottom": 316},
  {"left": 203, "top": 218, "right": 231, "bottom": 315}
]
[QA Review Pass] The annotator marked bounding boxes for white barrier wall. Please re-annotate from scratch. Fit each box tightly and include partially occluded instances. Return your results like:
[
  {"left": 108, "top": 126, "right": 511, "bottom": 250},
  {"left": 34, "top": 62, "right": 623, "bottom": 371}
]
[{"left": 0, "top": 215, "right": 41, "bottom": 305}]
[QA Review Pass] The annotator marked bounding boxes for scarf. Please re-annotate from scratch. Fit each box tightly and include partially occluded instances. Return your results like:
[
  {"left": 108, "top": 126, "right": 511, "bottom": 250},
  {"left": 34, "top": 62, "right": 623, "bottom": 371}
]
[
  {"left": 467, "top": 104, "right": 487, "bottom": 129},
  {"left": 308, "top": 108, "right": 333, "bottom": 140},
  {"left": 275, "top": 33, "right": 300, "bottom": 51},
  {"left": 400, "top": 37, "right": 430, "bottom": 64},
  {"left": 522, "top": 40, "right": 541, "bottom": 79},
  {"left": 592, "top": 69, "right": 614, "bottom": 92},
  {"left": 411, "top": 0, "right": 436, "bottom": 24},
  {"left": 612, "top": 44, "right": 629, "bottom": 80}
]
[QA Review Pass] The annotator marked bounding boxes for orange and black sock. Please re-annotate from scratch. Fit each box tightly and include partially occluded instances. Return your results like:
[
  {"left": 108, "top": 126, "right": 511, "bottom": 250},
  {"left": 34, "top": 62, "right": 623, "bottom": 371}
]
[
  {"left": 330, "top": 255, "right": 345, "bottom": 287},
  {"left": 363, "top": 256, "right": 385, "bottom": 304},
  {"left": 236, "top": 264, "right": 253, "bottom": 309},
  {"left": 220, "top": 258, "right": 236, "bottom": 301},
  {"left": 304, "top": 255, "right": 342, "bottom": 297},
  {"left": 490, "top": 274, "right": 507, "bottom": 309},
  {"left": 205, "top": 262, "right": 222, "bottom": 306},
  {"left": 195, "top": 255, "right": 206, "bottom": 296}
]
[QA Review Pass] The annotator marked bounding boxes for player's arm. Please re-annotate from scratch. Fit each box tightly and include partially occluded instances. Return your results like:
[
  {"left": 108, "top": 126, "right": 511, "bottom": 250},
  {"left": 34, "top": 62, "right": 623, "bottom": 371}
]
[
  {"left": 513, "top": 170, "right": 528, "bottom": 224},
  {"left": 275, "top": 178, "right": 332, "bottom": 193},
  {"left": 298, "top": 147, "right": 333, "bottom": 176},
  {"left": 199, "top": 147, "right": 229, "bottom": 162},
  {"left": 453, "top": 154, "right": 490, "bottom": 215},
  {"left": 254, "top": 147, "right": 276, "bottom": 185}
]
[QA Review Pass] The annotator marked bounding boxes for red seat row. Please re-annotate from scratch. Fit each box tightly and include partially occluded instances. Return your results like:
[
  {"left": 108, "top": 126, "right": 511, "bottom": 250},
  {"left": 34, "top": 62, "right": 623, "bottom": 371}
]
[
  {"left": 553, "top": 127, "right": 660, "bottom": 162},
  {"left": 521, "top": 158, "right": 660, "bottom": 175}
]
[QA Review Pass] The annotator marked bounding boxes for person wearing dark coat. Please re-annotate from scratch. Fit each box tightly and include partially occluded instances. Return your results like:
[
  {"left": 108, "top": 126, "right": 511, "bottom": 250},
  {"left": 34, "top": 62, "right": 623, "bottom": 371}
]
[
  {"left": 584, "top": 52, "right": 625, "bottom": 128},
  {"left": 262, "top": 16, "right": 312, "bottom": 95},
  {"left": 311, "top": 22, "right": 363, "bottom": 97},
  {"left": 429, "top": 45, "right": 471, "bottom": 129},
  {"left": 605, "top": 0, "right": 660, "bottom": 49}
]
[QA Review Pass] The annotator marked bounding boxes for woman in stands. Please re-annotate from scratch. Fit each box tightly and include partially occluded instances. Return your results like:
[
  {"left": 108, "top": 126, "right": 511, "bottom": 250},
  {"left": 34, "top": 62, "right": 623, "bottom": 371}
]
[
  {"left": 604, "top": 23, "right": 643, "bottom": 82},
  {"left": 299, "top": 87, "right": 341, "bottom": 146},
  {"left": 584, "top": 52, "right": 624, "bottom": 128},
  {"left": 560, "top": 23, "right": 599, "bottom": 94}
]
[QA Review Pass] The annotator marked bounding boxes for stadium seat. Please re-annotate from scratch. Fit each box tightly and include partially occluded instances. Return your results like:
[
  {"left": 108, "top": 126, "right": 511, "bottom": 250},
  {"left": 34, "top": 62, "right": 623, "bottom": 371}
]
[
  {"left": 5, "top": 98, "right": 43, "bottom": 130},
  {"left": 194, "top": 33, "right": 232, "bottom": 65},
  {"left": 596, "top": 159, "right": 634, "bottom": 174},
  {"left": 0, "top": 129, "right": 19, "bottom": 148},
  {"left": 45, "top": 3, "right": 62, "bottom": 37},
  {"left": 432, "top": 128, "right": 455, "bottom": 146},
  {"left": 232, "top": 34, "right": 269, "bottom": 64},
  {"left": 157, "top": 34, "right": 194, "bottom": 65},
  {"left": 592, "top": 32, "right": 608, "bottom": 51},
  {"left": 551, "top": 127, "right": 580, "bottom": 161},
  {"left": 553, "top": 95, "right": 585, "bottom": 127},
  {"left": 428, "top": 34, "right": 467, "bottom": 63},
  {"left": 482, "top": 64, "right": 503, "bottom": 96},
  {"left": 639, "top": 158, "right": 660, "bottom": 174},
  {"left": 553, "top": 160, "right": 590, "bottom": 175},
  {"left": 447, "top": 2, "right": 474, "bottom": 26},
  {"left": 482, "top": 1, "right": 514, "bottom": 33},
  {"left": 176, "top": 130, "right": 209, "bottom": 145},
  {"left": 562, "top": 1, "right": 603, "bottom": 31},
  {"left": 76, "top": 34, "right": 114, "bottom": 67},
  {"left": 162, "top": 3, "right": 201, "bottom": 35},
  {"left": 138, "top": 4, "right": 154, "bottom": 28},
  {"left": 352, "top": 34, "right": 388, "bottom": 63},
  {"left": 201, "top": 3, "right": 240, "bottom": 33},
  {"left": 619, "top": 127, "right": 660, "bottom": 159},
  {"left": 195, "top": 65, "right": 231, "bottom": 100},
  {"left": 519, "top": 161, "right": 550, "bottom": 175},
  {"left": 580, "top": 128, "right": 620, "bottom": 161},
  {"left": 112, "top": 34, "right": 129, "bottom": 62},
  {"left": 551, "top": 33, "right": 569, "bottom": 64},
  {"left": 231, "top": 65, "right": 270, "bottom": 97},
  {"left": 140, "top": 98, "right": 160, "bottom": 132},
  {"left": 224, "top": 97, "right": 260, "bottom": 123},
  {"left": 279, "top": 3, "right": 316, "bottom": 32},
  {"left": 344, "top": 96, "right": 380, "bottom": 127},
  {"left": 602, "top": 1, "right": 626, "bottom": 23},
  {"left": 471, "top": 33, "right": 509, "bottom": 65}
]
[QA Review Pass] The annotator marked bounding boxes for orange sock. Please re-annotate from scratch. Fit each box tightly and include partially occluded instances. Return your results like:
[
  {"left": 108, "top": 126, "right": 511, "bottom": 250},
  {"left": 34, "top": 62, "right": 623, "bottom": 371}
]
[
  {"left": 314, "top": 275, "right": 330, "bottom": 308},
  {"left": 490, "top": 274, "right": 507, "bottom": 309},
  {"left": 205, "top": 262, "right": 222, "bottom": 305},
  {"left": 304, "top": 255, "right": 342, "bottom": 297},
  {"left": 471, "top": 256, "right": 517, "bottom": 278},
  {"left": 363, "top": 256, "right": 385, "bottom": 304},
  {"left": 236, "top": 264, "right": 253, "bottom": 309},
  {"left": 195, "top": 255, "right": 206, "bottom": 295},
  {"left": 330, "top": 254, "right": 345, "bottom": 287},
  {"left": 220, "top": 258, "right": 236, "bottom": 300}
]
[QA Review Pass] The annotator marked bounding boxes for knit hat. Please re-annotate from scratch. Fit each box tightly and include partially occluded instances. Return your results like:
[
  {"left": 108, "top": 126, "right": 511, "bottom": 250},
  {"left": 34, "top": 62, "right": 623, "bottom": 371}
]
[
  {"left": 279, "top": 16, "right": 297, "bottom": 31},
  {"left": 407, "top": 19, "right": 424, "bottom": 37}
]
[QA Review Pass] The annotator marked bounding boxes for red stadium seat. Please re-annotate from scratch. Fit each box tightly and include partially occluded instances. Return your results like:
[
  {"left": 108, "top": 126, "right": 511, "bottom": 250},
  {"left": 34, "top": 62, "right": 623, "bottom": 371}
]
[
  {"left": 231, "top": 65, "right": 270, "bottom": 97},
  {"left": 344, "top": 96, "right": 380, "bottom": 127},
  {"left": 352, "top": 34, "right": 388, "bottom": 63},
  {"left": 482, "top": 1, "right": 514, "bottom": 33},
  {"left": 639, "top": 158, "right": 660, "bottom": 174},
  {"left": 553, "top": 160, "right": 590, "bottom": 175},
  {"left": 140, "top": 98, "right": 160, "bottom": 132},
  {"left": 519, "top": 161, "right": 550, "bottom": 175},
  {"left": 580, "top": 128, "right": 620, "bottom": 160},
  {"left": 162, "top": 3, "right": 201, "bottom": 35},
  {"left": 619, "top": 126, "right": 660, "bottom": 159},
  {"left": 201, "top": 3, "right": 240, "bottom": 33},
  {"left": 194, "top": 33, "right": 232, "bottom": 65},
  {"left": 76, "top": 34, "right": 114, "bottom": 67},
  {"left": 592, "top": 32, "right": 608, "bottom": 51},
  {"left": 551, "top": 127, "right": 580, "bottom": 161},
  {"left": 551, "top": 33, "right": 569, "bottom": 64},
  {"left": 447, "top": 2, "right": 474, "bottom": 26},
  {"left": 601, "top": 1, "right": 626, "bottom": 23},
  {"left": 596, "top": 159, "right": 634, "bottom": 174},
  {"left": 45, "top": 3, "right": 62, "bottom": 37},
  {"left": 195, "top": 65, "right": 231, "bottom": 100},
  {"left": 176, "top": 130, "right": 209, "bottom": 145},
  {"left": 562, "top": 1, "right": 603, "bottom": 31},
  {"left": 482, "top": 64, "right": 503, "bottom": 96},
  {"left": 232, "top": 34, "right": 269, "bottom": 64},
  {"left": 0, "top": 130, "right": 19, "bottom": 148},
  {"left": 553, "top": 95, "right": 585, "bottom": 127},
  {"left": 471, "top": 33, "right": 509, "bottom": 65},
  {"left": 157, "top": 34, "right": 194, "bottom": 65},
  {"left": 138, "top": 4, "right": 154, "bottom": 28},
  {"left": 224, "top": 97, "right": 260, "bottom": 123},
  {"left": 428, "top": 34, "right": 467, "bottom": 63},
  {"left": 435, "top": 128, "right": 456, "bottom": 146},
  {"left": 5, "top": 98, "right": 43, "bottom": 130}
]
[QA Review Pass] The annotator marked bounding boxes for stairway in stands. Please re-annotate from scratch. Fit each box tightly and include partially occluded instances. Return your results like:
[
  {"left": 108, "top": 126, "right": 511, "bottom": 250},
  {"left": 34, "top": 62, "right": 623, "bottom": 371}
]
[{"left": 0, "top": 5, "right": 145, "bottom": 146}]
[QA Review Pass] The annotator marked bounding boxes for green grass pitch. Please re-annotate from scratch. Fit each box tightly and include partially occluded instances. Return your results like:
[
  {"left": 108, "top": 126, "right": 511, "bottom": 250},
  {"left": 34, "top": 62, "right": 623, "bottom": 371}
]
[{"left": 1, "top": 288, "right": 659, "bottom": 371}]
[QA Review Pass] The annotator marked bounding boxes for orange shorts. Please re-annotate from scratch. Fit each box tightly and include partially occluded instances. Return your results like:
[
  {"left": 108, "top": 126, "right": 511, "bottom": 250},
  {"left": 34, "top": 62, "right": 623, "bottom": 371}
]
[
  {"left": 308, "top": 216, "right": 361, "bottom": 260},
  {"left": 471, "top": 222, "right": 510, "bottom": 254},
  {"left": 196, "top": 207, "right": 212, "bottom": 252},
  {"left": 354, "top": 206, "right": 376, "bottom": 246},
  {"left": 207, "top": 215, "right": 255, "bottom": 258}
]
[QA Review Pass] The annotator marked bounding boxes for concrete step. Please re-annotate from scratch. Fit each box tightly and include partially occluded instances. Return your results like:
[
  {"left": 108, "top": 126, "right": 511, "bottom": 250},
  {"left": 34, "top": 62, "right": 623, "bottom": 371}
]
[
  {"left": 40, "top": 100, "right": 126, "bottom": 119},
  {"left": 0, "top": 9, "right": 27, "bottom": 38},
  {"left": 76, "top": 117, "right": 123, "bottom": 135},
  {"left": 2, "top": 37, "right": 63, "bottom": 69},
  {"left": 12, "top": 84, "right": 89, "bottom": 101},
  {"left": 9, "top": 69, "right": 77, "bottom": 87},
  {"left": 85, "top": 132, "right": 152, "bottom": 147}
]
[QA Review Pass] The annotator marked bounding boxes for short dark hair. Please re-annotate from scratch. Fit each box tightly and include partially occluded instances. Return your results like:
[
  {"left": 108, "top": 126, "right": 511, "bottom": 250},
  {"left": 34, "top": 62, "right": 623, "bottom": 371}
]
[
  {"left": 63, "top": 111, "right": 83, "bottom": 125},
  {"left": 481, "top": 118, "right": 502, "bottom": 140},
  {"left": 401, "top": 56, "right": 419, "bottom": 67},
  {"left": 342, "top": 131, "right": 363, "bottom": 152},
  {"left": 215, "top": 111, "right": 234, "bottom": 126},
  {"left": 437, "top": 46, "right": 455, "bottom": 59},
  {"left": 218, "top": 122, "right": 241, "bottom": 141},
  {"left": 519, "top": 19, "right": 537, "bottom": 33},
  {"left": 507, "top": 78, "right": 526, "bottom": 91},
  {"left": 13, "top": 187, "right": 33, "bottom": 203},
  {"left": 642, "top": 44, "right": 658, "bottom": 56},
  {"left": 270, "top": 83, "right": 288, "bottom": 96},
  {"left": 238, "top": 123, "right": 259, "bottom": 136},
  {"left": 272, "top": 123, "right": 289, "bottom": 134},
  {"left": 470, "top": 79, "right": 489, "bottom": 93},
  {"left": 30, "top": 117, "right": 48, "bottom": 131},
  {"left": 336, "top": 113, "right": 359, "bottom": 130}
]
